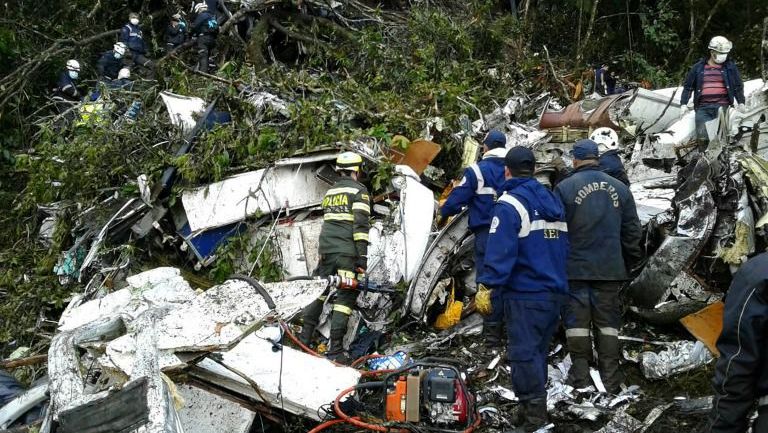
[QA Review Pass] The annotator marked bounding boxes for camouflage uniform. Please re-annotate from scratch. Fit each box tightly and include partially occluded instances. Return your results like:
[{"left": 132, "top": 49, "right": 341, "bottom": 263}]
[{"left": 301, "top": 176, "right": 370, "bottom": 353}]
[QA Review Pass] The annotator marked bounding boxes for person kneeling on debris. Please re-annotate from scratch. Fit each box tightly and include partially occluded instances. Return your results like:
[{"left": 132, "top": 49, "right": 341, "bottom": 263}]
[
  {"left": 680, "top": 35, "right": 745, "bottom": 152},
  {"left": 554, "top": 139, "right": 642, "bottom": 394},
  {"left": 53, "top": 60, "right": 81, "bottom": 102},
  {"left": 300, "top": 151, "right": 370, "bottom": 362},
  {"left": 591, "top": 127, "right": 630, "bottom": 186},
  {"left": 476, "top": 147, "right": 569, "bottom": 432},
  {"left": 706, "top": 252, "right": 768, "bottom": 433},
  {"left": 440, "top": 129, "right": 508, "bottom": 347},
  {"left": 97, "top": 42, "right": 127, "bottom": 81},
  {"left": 192, "top": 2, "right": 219, "bottom": 73}
]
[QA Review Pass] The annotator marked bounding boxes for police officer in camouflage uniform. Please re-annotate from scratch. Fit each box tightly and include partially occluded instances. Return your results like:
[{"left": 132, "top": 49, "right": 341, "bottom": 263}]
[{"left": 300, "top": 152, "right": 371, "bottom": 361}]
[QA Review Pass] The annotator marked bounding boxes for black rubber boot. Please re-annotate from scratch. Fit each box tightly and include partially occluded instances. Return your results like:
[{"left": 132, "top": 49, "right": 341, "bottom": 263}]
[
  {"left": 483, "top": 321, "right": 504, "bottom": 348},
  {"left": 506, "top": 398, "right": 549, "bottom": 433},
  {"left": 300, "top": 299, "right": 324, "bottom": 346},
  {"left": 596, "top": 333, "right": 624, "bottom": 393},
  {"left": 566, "top": 357, "right": 592, "bottom": 389}
]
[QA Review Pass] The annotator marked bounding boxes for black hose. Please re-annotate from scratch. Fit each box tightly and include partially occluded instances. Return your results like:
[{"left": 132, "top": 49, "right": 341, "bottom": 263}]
[
  {"left": 286, "top": 275, "right": 313, "bottom": 281},
  {"left": 229, "top": 274, "right": 277, "bottom": 311}
]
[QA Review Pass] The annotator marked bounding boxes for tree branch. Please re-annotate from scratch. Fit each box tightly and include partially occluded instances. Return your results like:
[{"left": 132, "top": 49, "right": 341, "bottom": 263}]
[{"left": 544, "top": 45, "right": 574, "bottom": 103}]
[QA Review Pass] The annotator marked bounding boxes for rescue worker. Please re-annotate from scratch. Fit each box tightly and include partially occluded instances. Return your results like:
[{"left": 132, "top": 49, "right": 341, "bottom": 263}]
[
  {"left": 554, "top": 139, "right": 642, "bottom": 394},
  {"left": 97, "top": 42, "right": 127, "bottom": 81},
  {"left": 105, "top": 68, "right": 134, "bottom": 90},
  {"left": 54, "top": 60, "right": 81, "bottom": 101},
  {"left": 300, "top": 152, "right": 370, "bottom": 361},
  {"left": 191, "top": 3, "right": 219, "bottom": 73},
  {"left": 680, "top": 36, "right": 745, "bottom": 152},
  {"left": 165, "top": 13, "right": 187, "bottom": 52},
  {"left": 595, "top": 63, "right": 616, "bottom": 96},
  {"left": 120, "top": 12, "right": 154, "bottom": 75},
  {"left": 591, "top": 127, "right": 630, "bottom": 186},
  {"left": 477, "top": 147, "right": 569, "bottom": 432},
  {"left": 706, "top": 252, "right": 768, "bottom": 433},
  {"left": 440, "top": 130, "right": 508, "bottom": 347}
]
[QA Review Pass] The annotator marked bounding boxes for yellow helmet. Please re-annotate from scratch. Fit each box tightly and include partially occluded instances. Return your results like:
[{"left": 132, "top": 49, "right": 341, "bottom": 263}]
[{"left": 335, "top": 151, "right": 363, "bottom": 172}]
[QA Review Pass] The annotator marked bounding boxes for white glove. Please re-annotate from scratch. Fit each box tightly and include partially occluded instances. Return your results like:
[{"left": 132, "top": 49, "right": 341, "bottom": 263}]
[
  {"left": 736, "top": 103, "right": 747, "bottom": 113},
  {"left": 679, "top": 105, "right": 690, "bottom": 117}
]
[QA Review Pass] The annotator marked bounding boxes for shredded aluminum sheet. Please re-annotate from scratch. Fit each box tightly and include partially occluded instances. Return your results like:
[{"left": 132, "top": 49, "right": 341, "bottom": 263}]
[{"left": 640, "top": 340, "right": 714, "bottom": 379}]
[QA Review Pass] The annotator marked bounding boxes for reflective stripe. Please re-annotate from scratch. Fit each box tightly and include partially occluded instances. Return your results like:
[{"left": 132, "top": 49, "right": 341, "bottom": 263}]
[
  {"left": 598, "top": 327, "right": 619, "bottom": 337},
  {"left": 324, "top": 213, "right": 354, "bottom": 222},
  {"left": 361, "top": 194, "right": 370, "bottom": 201},
  {"left": 318, "top": 296, "right": 326, "bottom": 301},
  {"left": 469, "top": 164, "right": 496, "bottom": 196},
  {"left": 352, "top": 202, "right": 370, "bottom": 213},
  {"left": 327, "top": 187, "right": 360, "bottom": 195},
  {"left": 566, "top": 328, "right": 591, "bottom": 338},
  {"left": 530, "top": 220, "right": 568, "bottom": 233},
  {"left": 759, "top": 395, "right": 768, "bottom": 406},
  {"left": 333, "top": 304, "right": 353, "bottom": 315},
  {"left": 497, "top": 194, "right": 531, "bottom": 237},
  {"left": 353, "top": 233, "right": 369, "bottom": 241},
  {"left": 337, "top": 269, "right": 355, "bottom": 278}
]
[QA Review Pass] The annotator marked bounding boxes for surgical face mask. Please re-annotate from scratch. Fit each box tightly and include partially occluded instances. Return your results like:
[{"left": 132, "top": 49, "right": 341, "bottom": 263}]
[
  {"left": 130, "top": 18, "right": 139, "bottom": 25},
  {"left": 114, "top": 51, "right": 123, "bottom": 59},
  {"left": 68, "top": 70, "right": 79, "bottom": 80},
  {"left": 714, "top": 53, "right": 727, "bottom": 64}
]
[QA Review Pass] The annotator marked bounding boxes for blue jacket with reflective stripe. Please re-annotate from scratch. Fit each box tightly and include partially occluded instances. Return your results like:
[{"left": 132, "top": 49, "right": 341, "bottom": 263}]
[
  {"left": 120, "top": 23, "right": 146, "bottom": 54},
  {"left": 477, "top": 177, "right": 569, "bottom": 300},
  {"left": 440, "top": 147, "right": 507, "bottom": 230}
]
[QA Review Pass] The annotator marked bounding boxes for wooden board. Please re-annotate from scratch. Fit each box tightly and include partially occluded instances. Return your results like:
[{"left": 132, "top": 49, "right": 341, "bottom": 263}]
[{"left": 387, "top": 138, "right": 442, "bottom": 175}]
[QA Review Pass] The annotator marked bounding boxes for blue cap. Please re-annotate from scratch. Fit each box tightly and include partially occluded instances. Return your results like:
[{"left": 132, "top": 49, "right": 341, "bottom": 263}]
[
  {"left": 571, "top": 139, "right": 599, "bottom": 160},
  {"left": 483, "top": 130, "right": 507, "bottom": 149},
  {"left": 504, "top": 146, "right": 536, "bottom": 174}
]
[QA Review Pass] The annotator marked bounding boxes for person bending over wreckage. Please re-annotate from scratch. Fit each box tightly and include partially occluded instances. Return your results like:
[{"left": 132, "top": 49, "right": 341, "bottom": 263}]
[
  {"left": 477, "top": 146, "right": 569, "bottom": 432},
  {"left": 554, "top": 139, "right": 642, "bottom": 394},
  {"left": 300, "top": 152, "right": 370, "bottom": 363},
  {"left": 706, "top": 252, "right": 768, "bottom": 433},
  {"left": 440, "top": 129, "right": 508, "bottom": 348}
]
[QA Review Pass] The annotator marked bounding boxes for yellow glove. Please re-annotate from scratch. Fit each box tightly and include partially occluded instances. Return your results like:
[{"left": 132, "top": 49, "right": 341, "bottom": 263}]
[{"left": 475, "top": 283, "right": 493, "bottom": 316}]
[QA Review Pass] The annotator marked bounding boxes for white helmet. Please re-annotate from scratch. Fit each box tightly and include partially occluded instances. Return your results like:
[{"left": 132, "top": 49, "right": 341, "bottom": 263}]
[
  {"left": 118, "top": 67, "right": 131, "bottom": 80},
  {"left": 194, "top": 2, "right": 208, "bottom": 13},
  {"left": 114, "top": 42, "right": 127, "bottom": 56},
  {"left": 590, "top": 127, "right": 620, "bottom": 153},
  {"left": 708, "top": 36, "right": 732, "bottom": 54},
  {"left": 66, "top": 59, "right": 80, "bottom": 72}
]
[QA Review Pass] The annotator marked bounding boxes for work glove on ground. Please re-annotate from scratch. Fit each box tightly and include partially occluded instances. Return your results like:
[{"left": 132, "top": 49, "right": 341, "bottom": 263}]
[{"left": 475, "top": 283, "right": 494, "bottom": 316}]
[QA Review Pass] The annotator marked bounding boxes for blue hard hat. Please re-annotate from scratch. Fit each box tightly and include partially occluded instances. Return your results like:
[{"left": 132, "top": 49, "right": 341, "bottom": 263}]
[{"left": 483, "top": 130, "right": 507, "bottom": 149}]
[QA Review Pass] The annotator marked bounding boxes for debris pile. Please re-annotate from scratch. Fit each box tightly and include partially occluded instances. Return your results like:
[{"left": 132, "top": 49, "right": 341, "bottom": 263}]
[{"left": 3, "top": 69, "right": 768, "bottom": 432}]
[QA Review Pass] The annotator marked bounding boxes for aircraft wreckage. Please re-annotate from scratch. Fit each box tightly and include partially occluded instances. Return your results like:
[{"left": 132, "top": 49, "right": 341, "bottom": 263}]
[{"left": 2, "top": 78, "right": 768, "bottom": 432}]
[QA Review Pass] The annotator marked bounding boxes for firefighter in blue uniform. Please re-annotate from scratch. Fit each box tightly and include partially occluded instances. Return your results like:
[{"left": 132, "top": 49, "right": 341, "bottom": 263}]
[
  {"left": 554, "top": 139, "right": 642, "bottom": 394},
  {"left": 54, "top": 60, "right": 81, "bottom": 101},
  {"left": 591, "top": 127, "right": 630, "bottom": 186},
  {"left": 477, "top": 147, "right": 569, "bottom": 432},
  {"left": 440, "top": 129, "right": 508, "bottom": 346},
  {"left": 706, "top": 252, "right": 768, "bottom": 433},
  {"left": 120, "top": 12, "right": 154, "bottom": 76},
  {"left": 191, "top": 3, "right": 219, "bottom": 73}
]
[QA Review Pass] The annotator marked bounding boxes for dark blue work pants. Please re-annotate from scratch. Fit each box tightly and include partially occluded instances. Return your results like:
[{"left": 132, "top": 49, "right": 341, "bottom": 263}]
[{"left": 504, "top": 297, "right": 561, "bottom": 401}]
